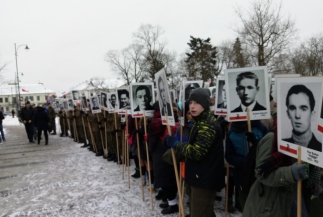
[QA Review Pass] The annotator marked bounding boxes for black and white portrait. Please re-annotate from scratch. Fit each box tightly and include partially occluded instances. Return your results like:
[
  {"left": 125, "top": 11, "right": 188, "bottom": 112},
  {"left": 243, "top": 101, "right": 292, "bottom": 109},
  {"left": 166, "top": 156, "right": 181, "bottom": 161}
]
[
  {"left": 154, "top": 89, "right": 158, "bottom": 102},
  {"left": 130, "top": 83, "right": 154, "bottom": 117},
  {"left": 225, "top": 66, "right": 270, "bottom": 121},
  {"left": 209, "top": 86, "right": 216, "bottom": 111},
  {"left": 72, "top": 90, "right": 80, "bottom": 100},
  {"left": 81, "top": 95, "right": 87, "bottom": 110},
  {"left": 277, "top": 77, "right": 323, "bottom": 167},
  {"left": 63, "top": 100, "right": 68, "bottom": 110},
  {"left": 170, "top": 90, "right": 176, "bottom": 103},
  {"left": 184, "top": 81, "right": 202, "bottom": 101},
  {"left": 155, "top": 68, "right": 175, "bottom": 126},
  {"left": 116, "top": 87, "right": 131, "bottom": 114},
  {"left": 214, "top": 78, "right": 227, "bottom": 115},
  {"left": 67, "top": 99, "right": 74, "bottom": 110},
  {"left": 89, "top": 96, "right": 101, "bottom": 114},
  {"left": 107, "top": 93, "right": 117, "bottom": 112},
  {"left": 100, "top": 92, "right": 108, "bottom": 108}
]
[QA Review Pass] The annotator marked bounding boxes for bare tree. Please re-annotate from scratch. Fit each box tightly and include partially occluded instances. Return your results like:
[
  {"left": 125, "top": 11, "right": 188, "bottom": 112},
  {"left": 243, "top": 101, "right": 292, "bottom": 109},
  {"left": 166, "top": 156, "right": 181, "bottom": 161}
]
[
  {"left": 87, "top": 77, "right": 123, "bottom": 92},
  {"left": 236, "top": 0, "right": 296, "bottom": 66}
]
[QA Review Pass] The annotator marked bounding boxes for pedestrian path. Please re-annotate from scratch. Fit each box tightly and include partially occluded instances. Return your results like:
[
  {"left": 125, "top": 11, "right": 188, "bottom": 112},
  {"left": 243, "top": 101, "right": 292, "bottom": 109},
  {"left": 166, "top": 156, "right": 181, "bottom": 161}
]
[{"left": 0, "top": 125, "right": 241, "bottom": 217}]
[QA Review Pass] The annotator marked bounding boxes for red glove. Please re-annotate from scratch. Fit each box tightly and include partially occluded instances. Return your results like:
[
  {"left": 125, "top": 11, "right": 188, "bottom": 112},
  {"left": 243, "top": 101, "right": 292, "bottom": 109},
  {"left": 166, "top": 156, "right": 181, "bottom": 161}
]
[{"left": 144, "top": 134, "right": 148, "bottom": 142}]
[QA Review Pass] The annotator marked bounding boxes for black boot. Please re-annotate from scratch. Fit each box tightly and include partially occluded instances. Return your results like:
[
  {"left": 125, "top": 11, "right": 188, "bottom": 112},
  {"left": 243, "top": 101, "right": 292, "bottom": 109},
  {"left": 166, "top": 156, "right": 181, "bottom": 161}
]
[
  {"left": 38, "top": 139, "right": 40, "bottom": 145},
  {"left": 161, "top": 204, "right": 179, "bottom": 215},
  {"left": 155, "top": 189, "right": 164, "bottom": 200},
  {"left": 51, "top": 131, "right": 56, "bottom": 135},
  {"left": 95, "top": 150, "right": 103, "bottom": 157},
  {"left": 131, "top": 169, "right": 140, "bottom": 178},
  {"left": 45, "top": 140, "right": 48, "bottom": 145},
  {"left": 107, "top": 154, "right": 116, "bottom": 161}
]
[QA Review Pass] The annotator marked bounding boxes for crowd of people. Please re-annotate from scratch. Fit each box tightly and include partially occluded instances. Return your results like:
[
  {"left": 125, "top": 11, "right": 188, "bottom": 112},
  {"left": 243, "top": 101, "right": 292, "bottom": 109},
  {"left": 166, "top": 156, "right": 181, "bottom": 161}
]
[{"left": 17, "top": 84, "right": 323, "bottom": 217}]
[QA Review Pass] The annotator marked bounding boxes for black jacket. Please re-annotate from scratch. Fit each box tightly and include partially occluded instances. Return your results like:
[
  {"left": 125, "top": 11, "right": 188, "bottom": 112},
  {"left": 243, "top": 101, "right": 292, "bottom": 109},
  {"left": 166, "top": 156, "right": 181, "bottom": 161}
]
[
  {"left": 283, "top": 134, "right": 322, "bottom": 152},
  {"left": 21, "top": 107, "right": 34, "bottom": 122},
  {"left": 231, "top": 101, "right": 266, "bottom": 113},
  {"left": 0, "top": 111, "right": 4, "bottom": 124},
  {"left": 33, "top": 107, "right": 49, "bottom": 130}
]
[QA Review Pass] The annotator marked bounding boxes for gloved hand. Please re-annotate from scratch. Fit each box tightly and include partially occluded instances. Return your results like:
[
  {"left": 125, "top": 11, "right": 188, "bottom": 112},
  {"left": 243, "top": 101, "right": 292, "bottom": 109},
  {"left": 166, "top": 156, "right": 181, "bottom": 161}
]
[
  {"left": 255, "top": 157, "right": 276, "bottom": 178},
  {"left": 291, "top": 163, "right": 308, "bottom": 181},
  {"left": 166, "top": 135, "right": 179, "bottom": 148},
  {"left": 245, "top": 132, "right": 259, "bottom": 145},
  {"left": 144, "top": 134, "right": 148, "bottom": 143}
]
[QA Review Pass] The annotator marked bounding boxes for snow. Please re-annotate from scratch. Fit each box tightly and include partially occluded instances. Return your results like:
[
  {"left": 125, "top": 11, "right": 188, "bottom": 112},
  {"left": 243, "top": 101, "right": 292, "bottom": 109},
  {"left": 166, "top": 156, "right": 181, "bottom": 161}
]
[{"left": 0, "top": 121, "right": 242, "bottom": 217}]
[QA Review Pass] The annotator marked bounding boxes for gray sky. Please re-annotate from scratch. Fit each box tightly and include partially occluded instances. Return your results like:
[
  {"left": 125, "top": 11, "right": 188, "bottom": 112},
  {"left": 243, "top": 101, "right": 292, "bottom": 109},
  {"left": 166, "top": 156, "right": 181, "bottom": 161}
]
[{"left": 0, "top": 0, "right": 322, "bottom": 95}]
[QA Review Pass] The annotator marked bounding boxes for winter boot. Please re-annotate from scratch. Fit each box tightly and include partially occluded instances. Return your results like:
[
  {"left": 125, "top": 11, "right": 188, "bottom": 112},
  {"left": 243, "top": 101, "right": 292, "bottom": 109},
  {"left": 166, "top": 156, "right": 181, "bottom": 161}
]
[
  {"left": 131, "top": 169, "right": 140, "bottom": 178},
  {"left": 161, "top": 204, "right": 179, "bottom": 215}
]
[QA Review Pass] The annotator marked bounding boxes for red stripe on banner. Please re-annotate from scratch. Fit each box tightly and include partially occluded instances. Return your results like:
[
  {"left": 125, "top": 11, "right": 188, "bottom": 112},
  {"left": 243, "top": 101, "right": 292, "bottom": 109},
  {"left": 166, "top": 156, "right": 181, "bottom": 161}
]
[
  {"left": 118, "top": 111, "right": 126, "bottom": 114},
  {"left": 133, "top": 113, "right": 143, "bottom": 117},
  {"left": 318, "top": 125, "right": 323, "bottom": 133},
  {"left": 280, "top": 145, "right": 297, "bottom": 155},
  {"left": 216, "top": 111, "right": 227, "bottom": 115},
  {"left": 229, "top": 116, "right": 247, "bottom": 120},
  {"left": 162, "top": 120, "right": 167, "bottom": 124}
]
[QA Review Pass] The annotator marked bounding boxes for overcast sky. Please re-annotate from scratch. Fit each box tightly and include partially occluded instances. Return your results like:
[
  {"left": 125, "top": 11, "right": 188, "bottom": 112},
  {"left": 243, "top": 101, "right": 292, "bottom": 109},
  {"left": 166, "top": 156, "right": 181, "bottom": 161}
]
[{"left": 0, "top": 0, "right": 322, "bottom": 95}]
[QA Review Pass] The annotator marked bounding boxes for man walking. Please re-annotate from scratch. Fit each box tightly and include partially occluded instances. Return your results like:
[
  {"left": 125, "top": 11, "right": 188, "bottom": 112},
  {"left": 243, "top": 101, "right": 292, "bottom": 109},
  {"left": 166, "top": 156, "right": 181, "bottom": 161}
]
[
  {"left": 0, "top": 110, "right": 5, "bottom": 142},
  {"left": 48, "top": 103, "right": 56, "bottom": 135},
  {"left": 20, "top": 101, "right": 35, "bottom": 143}
]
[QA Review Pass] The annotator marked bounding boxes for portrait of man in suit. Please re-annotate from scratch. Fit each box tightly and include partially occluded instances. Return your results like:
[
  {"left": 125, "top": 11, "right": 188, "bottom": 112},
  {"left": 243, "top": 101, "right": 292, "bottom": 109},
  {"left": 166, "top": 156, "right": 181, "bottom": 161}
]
[
  {"left": 158, "top": 76, "right": 172, "bottom": 116},
  {"left": 81, "top": 95, "right": 87, "bottom": 110},
  {"left": 133, "top": 85, "right": 153, "bottom": 112},
  {"left": 283, "top": 84, "right": 321, "bottom": 152},
  {"left": 217, "top": 81, "right": 227, "bottom": 109},
  {"left": 91, "top": 97, "right": 100, "bottom": 110},
  {"left": 101, "top": 92, "right": 107, "bottom": 107},
  {"left": 118, "top": 89, "right": 131, "bottom": 110},
  {"left": 231, "top": 71, "right": 266, "bottom": 113},
  {"left": 68, "top": 99, "right": 73, "bottom": 109},
  {"left": 72, "top": 91, "right": 80, "bottom": 100}
]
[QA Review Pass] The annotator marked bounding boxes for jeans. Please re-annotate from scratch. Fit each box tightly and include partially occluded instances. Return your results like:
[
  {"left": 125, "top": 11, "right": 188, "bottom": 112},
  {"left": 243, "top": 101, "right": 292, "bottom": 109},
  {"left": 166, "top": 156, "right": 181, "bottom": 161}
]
[
  {"left": 24, "top": 123, "right": 34, "bottom": 142},
  {"left": 0, "top": 124, "right": 4, "bottom": 141}
]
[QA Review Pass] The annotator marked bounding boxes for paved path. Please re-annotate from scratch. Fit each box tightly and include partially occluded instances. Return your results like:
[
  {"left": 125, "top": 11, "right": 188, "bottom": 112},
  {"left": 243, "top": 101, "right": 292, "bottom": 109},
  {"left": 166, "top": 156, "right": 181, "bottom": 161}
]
[{"left": 0, "top": 125, "right": 241, "bottom": 217}]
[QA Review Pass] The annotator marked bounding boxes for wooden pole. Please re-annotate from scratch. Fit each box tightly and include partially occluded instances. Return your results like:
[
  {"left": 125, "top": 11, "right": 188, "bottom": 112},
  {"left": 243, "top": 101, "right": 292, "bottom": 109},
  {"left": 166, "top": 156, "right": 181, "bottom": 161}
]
[
  {"left": 165, "top": 115, "right": 185, "bottom": 217},
  {"left": 297, "top": 146, "right": 302, "bottom": 217},
  {"left": 63, "top": 111, "right": 66, "bottom": 136},
  {"left": 96, "top": 113, "right": 105, "bottom": 155},
  {"left": 104, "top": 111, "right": 108, "bottom": 157},
  {"left": 135, "top": 118, "right": 145, "bottom": 201},
  {"left": 81, "top": 116, "right": 88, "bottom": 144},
  {"left": 144, "top": 111, "right": 154, "bottom": 210},
  {"left": 87, "top": 116, "right": 98, "bottom": 154},
  {"left": 125, "top": 112, "right": 130, "bottom": 188},
  {"left": 122, "top": 127, "right": 125, "bottom": 180},
  {"left": 73, "top": 110, "right": 79, "bottom": 142},
  {"left": 114, "top": 112, "right": 120, "bottom": 165},
  {"left": 225, "top": 162, "right": 230, "bottom": 217},
  {"left": 246, "top": 108, "right": 253, "bottom": 147}
]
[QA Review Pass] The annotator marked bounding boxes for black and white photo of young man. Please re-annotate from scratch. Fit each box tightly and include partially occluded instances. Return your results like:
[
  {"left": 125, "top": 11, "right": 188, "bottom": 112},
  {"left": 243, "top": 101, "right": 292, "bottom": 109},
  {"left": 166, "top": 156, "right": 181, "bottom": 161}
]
[
  {"left": 100, "top": 92, "right": 108, "bottom": 108},
  {"left": 131, "top": 84, "right": 153, "bottom": 112},
  {"left": 72, "top": 91, "right": 80, "bottom": 100},
  {"left": 107, "top": 93, "right": 117, "bottom": 112},
  {"left": 117, "top": 89, "right": 131, "bottom": 110},
  {"left": 89, "top": 96, "right": 101, "bottom": 114}
]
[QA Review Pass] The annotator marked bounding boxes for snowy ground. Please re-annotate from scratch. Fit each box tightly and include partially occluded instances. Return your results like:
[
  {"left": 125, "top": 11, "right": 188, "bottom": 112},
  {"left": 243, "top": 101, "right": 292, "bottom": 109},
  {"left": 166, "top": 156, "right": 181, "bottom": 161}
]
[{"left": 0, "top": 116, "right": 242, "bottom": 217}]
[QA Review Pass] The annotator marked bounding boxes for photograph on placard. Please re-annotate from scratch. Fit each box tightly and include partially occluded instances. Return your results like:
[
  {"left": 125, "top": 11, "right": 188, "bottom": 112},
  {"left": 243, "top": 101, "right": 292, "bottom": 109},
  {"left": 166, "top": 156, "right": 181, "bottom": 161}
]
[
  {"left": 63, "top": 99, "right": 68, "bottom": 110},
  {"left": 67, "top": 99, "right": 74, "bottom": 110},
  {"left": 215, "top": 78, "right": 227, "bottom": 115},
  {"left": 81, "top": 95, "right": 87, "bottom": 111},
  {"left": 73, "top": 100, "right": 81, "bottom": 107},
  {"left": 116, "top": 87, "right": 131, "bottom": 114},
  {"left": 154, "top": 89, "right": 158, "bottom": 102},
  {"left": 272, "top": 74, "right": 301, "bottom": 103},
  {"left": 155, "top": 68, "right": 175, "bottom": 126},
  {"left": 209, "top": 86, "right": 216, "bottom": 111},
  {"left": 184, "top": 81, "right": 203, "bottom": 101},
  {"left": 107, "top": 92, "right": 117, "bottom": 113},
  {"left": 178, "top": 82, "right": 185, "bottom": 126},
  {"left": 170, "top": 89, "right": 176, "bottom": 103},
  {"left": 100, "top": 92, "right": 108, "bottom": 109},
  {"left": 225, "top": 66, "right": 270, "bottom": 122},
  {"left": 54, "top": 99, "right": 61, "bottom": 112},
  {"left": 277, "top": 77, "right": 323, "bottom": 167},
  {"left": 130, "top": 83, "right": 154, "bottom": 117},
  {"left": 89, "top": 96, "right": 101, "bottom": 114},
  {"left": 72, "top": 90, "right": 80, "bottom": 100}
]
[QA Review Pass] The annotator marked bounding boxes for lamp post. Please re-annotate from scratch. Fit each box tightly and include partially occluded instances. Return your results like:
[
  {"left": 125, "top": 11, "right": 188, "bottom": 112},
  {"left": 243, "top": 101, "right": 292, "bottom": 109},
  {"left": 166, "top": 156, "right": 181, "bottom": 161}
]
[{"left": 15, "top": 43, "right": 29, "bottom": 112}]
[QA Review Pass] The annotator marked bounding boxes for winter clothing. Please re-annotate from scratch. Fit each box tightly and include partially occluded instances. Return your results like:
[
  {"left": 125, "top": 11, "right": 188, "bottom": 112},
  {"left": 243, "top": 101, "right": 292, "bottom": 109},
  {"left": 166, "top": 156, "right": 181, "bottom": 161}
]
[
  {"left": 33, "top": 107, "right": 49, "bottom": 144},
  {"left": 187, "top": 88, "right": 210, "bottom": 110}
]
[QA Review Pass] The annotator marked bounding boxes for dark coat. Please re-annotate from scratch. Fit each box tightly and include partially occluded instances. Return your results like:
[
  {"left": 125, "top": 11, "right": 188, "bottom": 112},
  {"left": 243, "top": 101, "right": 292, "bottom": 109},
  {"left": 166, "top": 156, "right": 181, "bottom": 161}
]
[
  {"left": 21, "top": 106, "right": 34, "bottom": 122},
  {"left": 0, "top": 111, "right": 4, "bottom": 124},
  {"left": 33, "top": 107, "right": 49, "bottom": 131},
  {"left": 283, "top": 134, "right": 322, "bottom": 152},
  {"left": 148, "top": 115, "right": 176, "bottom": 188},
  {"left": 231, "top": 101, "right": 266, "bottom": 113}
]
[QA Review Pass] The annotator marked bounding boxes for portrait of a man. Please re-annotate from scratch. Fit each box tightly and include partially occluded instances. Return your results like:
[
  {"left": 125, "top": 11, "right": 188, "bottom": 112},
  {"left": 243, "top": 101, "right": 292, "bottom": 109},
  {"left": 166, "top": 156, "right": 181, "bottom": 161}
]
[
  {"left": 184, "top": 83, "right": 200, "bottom": 101},
  {"left": 158, "top": 76, "right": 172, "bottom": 116},
  {"left": 91, "top": 96, "right": 100, "bottom": 110},
  {"left": 283, "top": 84, "right": 322, "bottom": 152},
  {"left": 118, "top": 89, "right": 131, "bottom": 110},
  {"left": 133, "top": 85, "right": 153, "bottom": 112},
  {"left": 217, "top": 81, "right": 227, "bottom": 109},
  {"left": 63, "top": 101, "right": 68, "bottom": 110},
  {"left": 72, "top": 91, "right": 80, "bottom": 100},
  {"left": 101, "top": 92, "right": 108, "bottom": 108},
  {"left": 81, "top": 96, "right": 87, "bottom": 109},
  {"left": 231, "top": 71, "right": 266, "bottom": 112},
  {"left": 68, "top": 99, "right": 73, "bottom": 109},
  {"left": 109, "top": 93, "right": 117, "bottom": 109}
]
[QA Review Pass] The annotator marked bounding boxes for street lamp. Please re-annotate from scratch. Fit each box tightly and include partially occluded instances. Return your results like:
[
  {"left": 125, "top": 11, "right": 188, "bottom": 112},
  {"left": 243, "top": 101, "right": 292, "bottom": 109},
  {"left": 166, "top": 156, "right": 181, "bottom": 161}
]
[{"left": 15, "top": 43, "right": 29, "bottom": 112}]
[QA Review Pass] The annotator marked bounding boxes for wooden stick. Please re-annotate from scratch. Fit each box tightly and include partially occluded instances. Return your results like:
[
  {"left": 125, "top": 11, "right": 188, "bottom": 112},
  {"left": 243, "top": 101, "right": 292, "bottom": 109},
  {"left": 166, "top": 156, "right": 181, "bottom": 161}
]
[
  {"left": 87, "top": 116, "right": 98, "bottom": 154},
  {"left": 96, "top": 113, "right": 105, "bottom": 156},
  {"left": 122, "top": 128, "right": 125, "bottom": 180},
  {"left": 114, "top": 112, "right": 120, "bottom": 165},
  {"left": 125, "top": 112, "right": 130, "bottom": 188},
  {"left": 104, "top": 111, "right": 108, "bottom": 157},
  {"left": 81, "top": 116, "right": 88, "bottom": 144},
  {"left": 144, "top": 111, "right": 154, "bottom": 210},
  {"left": 165, "top": 115, "right": 185, "bottom": 217},
  {"left": 225, "top": 162, "right": 230, "bottom": 217},
  {"left": 73, "top": 110, "right": 79, "bottom": 142},
  {"left": 135, "top": 118, "right": 145, "bottom": 201},
  {"left": 246, "top": 108, "right": 253, "bottom": 147},
  {"left": 63, "top": 111, "right": 66, "bottom": 136},
  {"left": 297, "top": 146, "right": 302, "bottom": 217}
]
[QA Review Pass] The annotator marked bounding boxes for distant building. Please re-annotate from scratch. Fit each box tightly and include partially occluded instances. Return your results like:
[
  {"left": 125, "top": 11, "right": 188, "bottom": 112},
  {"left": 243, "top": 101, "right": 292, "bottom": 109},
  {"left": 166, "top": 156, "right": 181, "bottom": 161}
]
[{"left": 0, "top": 84, "right": 55, "bottom": 112}]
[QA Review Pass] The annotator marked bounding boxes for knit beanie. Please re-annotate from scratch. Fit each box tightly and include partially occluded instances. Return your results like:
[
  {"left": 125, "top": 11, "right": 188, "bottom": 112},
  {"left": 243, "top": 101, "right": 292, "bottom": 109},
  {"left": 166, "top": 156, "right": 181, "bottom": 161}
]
[{"left": 188, "top": 88, "right": 210, "bottom": 110}]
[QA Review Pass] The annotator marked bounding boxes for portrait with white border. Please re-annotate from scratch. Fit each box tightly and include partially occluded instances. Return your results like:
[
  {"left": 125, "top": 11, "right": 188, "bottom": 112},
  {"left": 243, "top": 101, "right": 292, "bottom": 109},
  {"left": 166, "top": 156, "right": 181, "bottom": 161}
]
[
  {"left": 100, "top": 92, "right": 108, "bottom": 110},
  {"left": 116, "top": 87, "right": 131, "bottom": 115},
  {"left": 225, "top": 66, "right": 270, "bottom": 122},
  {"left": 107, "top": 92, "right": 117, "bottom": 113},
  {"left": 81, "top": 95, "right": 88, "bottom": 111},
  {"left": 67, "top": 99, "right": 74, "bottom": 110},
  {"left": 130, "top": 83, "right": 154, "bottom": 117},
  {"left": 272, "top": 74, "right": 300, "bottom": 103},
  {"left": 155, "top": 68, "right": 175, "bottom": 126},
  {"left": 215, "top": 78, "right": 227, "bottom": 115},
  {"left": 72, "top": 90, "right": 80, "bottom": 100},
  {"left": 277, "top": 76, "right": 323, "bottom": 167},
  {"left": 184, "top": 80, "right": 203, "bottom": 101},
  {"left": 89, "top": 96, "right": 101, "bottom": 114},
  {"left": 209, "top": 86, "right": 216, "bottom": 111},
  {"left": 63, "top": 99, "right": 68, "bottom": 110},
  {"left": 170, "top": 89, "right": 176, "bottom": 103}
]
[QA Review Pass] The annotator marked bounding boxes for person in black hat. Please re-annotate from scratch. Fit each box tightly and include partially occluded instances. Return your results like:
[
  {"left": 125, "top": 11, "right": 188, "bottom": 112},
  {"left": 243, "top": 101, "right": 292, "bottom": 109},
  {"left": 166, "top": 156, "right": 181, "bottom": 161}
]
[
  {"left": 165, "top": 88, "right": 225, "bottom": 217},
  {"left": 20, "top": 101, "right": 35, "bottom": 143}
]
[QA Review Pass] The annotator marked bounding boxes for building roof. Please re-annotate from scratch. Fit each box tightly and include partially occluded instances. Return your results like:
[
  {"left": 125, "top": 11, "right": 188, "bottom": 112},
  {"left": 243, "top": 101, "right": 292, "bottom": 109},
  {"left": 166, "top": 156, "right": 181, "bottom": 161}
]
[{"left": 0, "top": 84, "right": 55, "bottom": 96}]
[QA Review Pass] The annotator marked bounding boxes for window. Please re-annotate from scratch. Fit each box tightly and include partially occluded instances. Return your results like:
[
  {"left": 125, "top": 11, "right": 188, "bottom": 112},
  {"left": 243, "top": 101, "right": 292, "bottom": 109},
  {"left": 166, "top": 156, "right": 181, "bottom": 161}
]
[
  {"left": 0, "top": 98, "right": 3, "bottom": 103},
  {"left": 5, "top": 98, "right": 8, "bottom": 103},
  {"left": 12, "top": 97, "right": 17, "bottom": 103},
  {"left": 37, "top": 96, "right": 40, "bottom": 101},
  {"left": 29, "top": 96, "right": 34, "bottom": 101}
]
